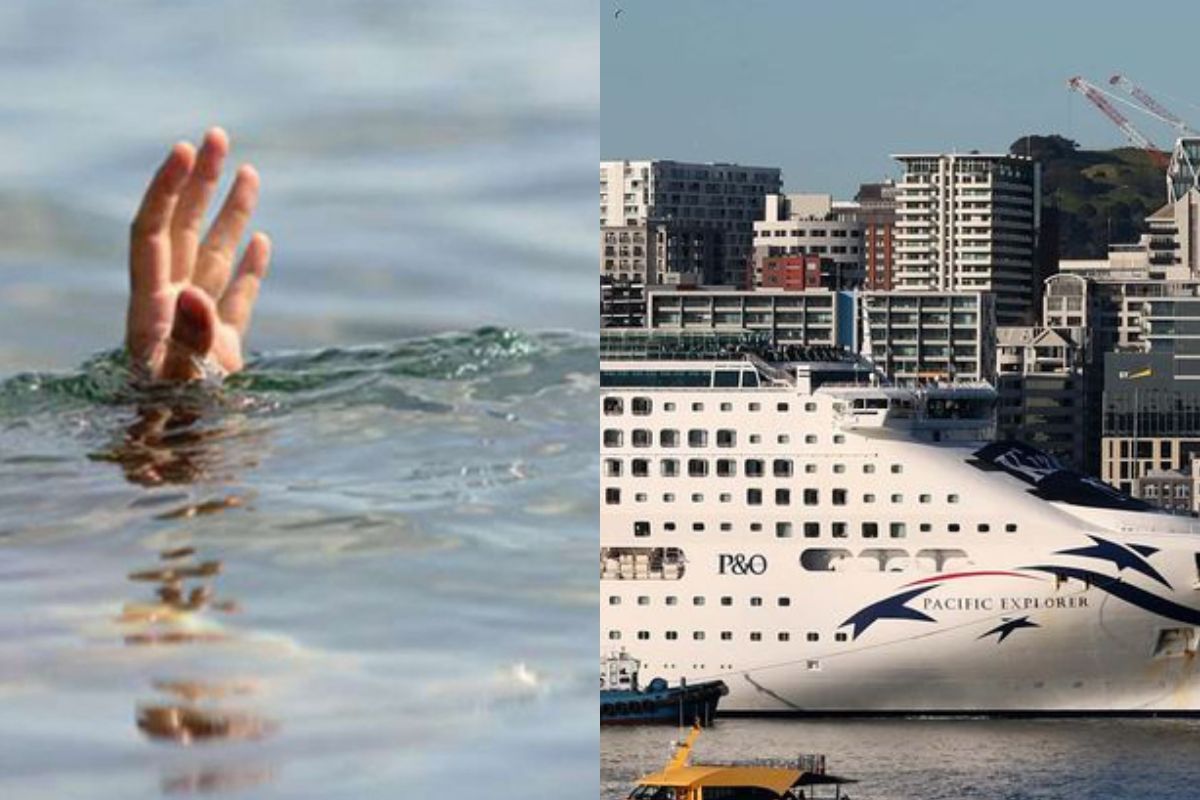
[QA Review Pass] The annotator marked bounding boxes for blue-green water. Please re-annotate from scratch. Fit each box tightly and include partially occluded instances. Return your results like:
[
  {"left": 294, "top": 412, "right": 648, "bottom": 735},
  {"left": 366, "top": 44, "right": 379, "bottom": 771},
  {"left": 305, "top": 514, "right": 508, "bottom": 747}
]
[{"left": 0, "top": 0, "right": 597, "bottom": 796}]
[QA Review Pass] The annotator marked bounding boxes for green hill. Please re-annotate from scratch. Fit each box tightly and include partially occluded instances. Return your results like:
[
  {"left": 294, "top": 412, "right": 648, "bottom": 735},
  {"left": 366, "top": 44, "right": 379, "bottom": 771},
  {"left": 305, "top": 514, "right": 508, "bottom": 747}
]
[{"left": 1009, "top": 134, "right": 1169, "bottom": 259}]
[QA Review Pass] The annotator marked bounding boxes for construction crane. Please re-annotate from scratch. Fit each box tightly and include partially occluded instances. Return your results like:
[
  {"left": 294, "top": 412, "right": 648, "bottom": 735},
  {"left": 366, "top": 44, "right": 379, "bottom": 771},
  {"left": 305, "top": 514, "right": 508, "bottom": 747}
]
[
  {"left": 1066, "top": 75, "right": 1170, "bottom": 167},
  {"left": 1109, "top": 74, "right": 1198, "bottom": 136}
]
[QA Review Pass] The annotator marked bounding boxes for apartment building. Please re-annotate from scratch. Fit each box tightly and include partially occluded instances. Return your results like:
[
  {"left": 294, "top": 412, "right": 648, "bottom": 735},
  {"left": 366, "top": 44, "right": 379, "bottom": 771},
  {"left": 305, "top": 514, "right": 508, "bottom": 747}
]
[
  {"left": 644, "top": 287, "right": 849, "bottom": 348},
  {"left": 751, "top": 193, "right": 865, "bottom": 290},
  {"left": 859, "top": 290, "right": 995, "bottom": 384}
]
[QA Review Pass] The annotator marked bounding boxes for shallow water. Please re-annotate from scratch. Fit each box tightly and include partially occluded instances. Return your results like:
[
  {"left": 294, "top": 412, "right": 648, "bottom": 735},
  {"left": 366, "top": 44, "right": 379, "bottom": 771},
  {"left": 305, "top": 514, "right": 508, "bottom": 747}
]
[
  {"left": 0, "top": 329, "right": 598, "bottom": 797},
  {"left": 602, "top": 718, "right": 1200, "bottom": 799}
]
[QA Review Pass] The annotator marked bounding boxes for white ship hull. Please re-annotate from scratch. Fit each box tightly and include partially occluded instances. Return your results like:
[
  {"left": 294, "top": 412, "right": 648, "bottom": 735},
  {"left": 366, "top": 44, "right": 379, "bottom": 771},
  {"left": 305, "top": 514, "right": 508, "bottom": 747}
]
[{"left": 600, "top": 357, "right": 1200, "bottom": 715}]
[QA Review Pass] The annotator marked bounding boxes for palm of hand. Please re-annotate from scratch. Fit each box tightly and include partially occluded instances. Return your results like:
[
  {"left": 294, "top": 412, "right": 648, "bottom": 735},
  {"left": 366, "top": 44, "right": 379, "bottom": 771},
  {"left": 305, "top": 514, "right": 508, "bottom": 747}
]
[{"left": 126, "top": 128, "right": 270, "bottom": 381}]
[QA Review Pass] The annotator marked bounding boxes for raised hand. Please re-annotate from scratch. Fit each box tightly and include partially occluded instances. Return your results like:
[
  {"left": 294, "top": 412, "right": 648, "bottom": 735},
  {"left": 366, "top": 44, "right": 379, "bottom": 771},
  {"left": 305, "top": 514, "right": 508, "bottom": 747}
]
[{"left": 126, "top": 128, "right": 271, "bottom": 381}]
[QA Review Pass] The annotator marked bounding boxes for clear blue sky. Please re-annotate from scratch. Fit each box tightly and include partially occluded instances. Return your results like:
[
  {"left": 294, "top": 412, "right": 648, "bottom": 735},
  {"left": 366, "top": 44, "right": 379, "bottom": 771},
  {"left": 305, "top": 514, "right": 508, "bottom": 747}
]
[{"left": 602, "top": 0, "right": 1200, "bottom": 197}]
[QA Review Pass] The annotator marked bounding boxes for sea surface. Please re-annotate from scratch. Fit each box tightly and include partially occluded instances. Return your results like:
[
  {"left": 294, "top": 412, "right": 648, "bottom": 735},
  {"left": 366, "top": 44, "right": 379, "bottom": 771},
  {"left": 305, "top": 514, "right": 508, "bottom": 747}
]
[
  {"left": 0, "top": 1, "right": 597, "bottom": 798},
  {"left": 602, "top": 718, "right": 1200, "bottom": 799}
]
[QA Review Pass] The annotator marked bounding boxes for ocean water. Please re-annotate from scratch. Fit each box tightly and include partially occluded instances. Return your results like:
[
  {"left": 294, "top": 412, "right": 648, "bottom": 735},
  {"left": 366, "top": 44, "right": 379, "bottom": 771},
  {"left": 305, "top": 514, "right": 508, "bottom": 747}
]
[
  {"left": 0, "top": 1, "right": 598, "bottom": 797},
  {"left": 602, "top": 718, "right": 1200, "bottom": 799}
]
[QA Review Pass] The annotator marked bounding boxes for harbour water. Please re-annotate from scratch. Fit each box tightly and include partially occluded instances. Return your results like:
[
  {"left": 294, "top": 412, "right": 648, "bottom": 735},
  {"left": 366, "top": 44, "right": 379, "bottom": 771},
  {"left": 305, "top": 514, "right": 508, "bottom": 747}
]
[
  {"left": 0, "top": 1, "right": 597, "bottom": 797},
  {"left": 602, "top": 718, "right": 1200, "bottom": 799}
]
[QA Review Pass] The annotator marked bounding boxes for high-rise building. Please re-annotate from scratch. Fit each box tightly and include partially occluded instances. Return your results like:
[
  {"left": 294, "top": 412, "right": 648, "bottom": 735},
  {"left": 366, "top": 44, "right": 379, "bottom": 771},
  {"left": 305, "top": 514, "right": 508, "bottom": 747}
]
[
  {"left": 838, "top": 181, "right": 897, "bottom": 290},
  {"left": 892, "top": 153, "right": 1041, "bottom": 325},
  {"left": 600, "top": 160, "right": 782, "bottom": 285},
  {"left": 859, "top": 290, "right": 995, "bottom": 384},
  {"left": 751, "top": 194, "right": 865, "bottom": 290}
]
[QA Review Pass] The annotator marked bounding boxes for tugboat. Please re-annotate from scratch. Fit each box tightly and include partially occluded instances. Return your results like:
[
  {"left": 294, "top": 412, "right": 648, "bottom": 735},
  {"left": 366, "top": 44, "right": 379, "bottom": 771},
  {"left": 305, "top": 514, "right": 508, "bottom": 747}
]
[
  {"left": 601, "top": 650, "right": 728, "bottom": 725},
  {"left": 628, "top": 722, "right": 858, "bottom": 799}
]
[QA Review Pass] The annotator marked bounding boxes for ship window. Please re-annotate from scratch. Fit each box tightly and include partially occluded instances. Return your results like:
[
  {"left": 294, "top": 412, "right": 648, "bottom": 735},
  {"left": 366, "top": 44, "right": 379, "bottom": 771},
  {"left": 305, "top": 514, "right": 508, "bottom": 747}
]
[
  {"left": 693, "top": 631, "right": 706, "bottom": 641},
  {"left": 948, "top": 494, "right": 960, "bottom": 503},
  {"left": 691, "top": 402, "right": 704, "bottom": 412},
  {"left": 608, "top": 630, "right": 621, "bottom": 640},
  {"left": 800, "top": 547, "right": 853, "bottom": 571},
  {"left": 750, "top": 597, "right": 763, "bottom": 607},
  {"left": 749, "top": 402, "right": 761, "bottom": 412},
  {"left": 1006, "top": 523, "right": 1018, "bottom": 533},
  {"left": 664, "top": 522, "right": 676, "bottom": 531},
  {"left": 688, "top": 459, "right": 708, "bottom": 477},
  {"left": 890, "top": 522, "right": 907, "bottom": 539},
  {"left": 948, "top": 523, "right": 960, "bottom": 532},
  {"left": 778, "top": 632, "right": 790, "bottom": 642},
  {"left": 750, "top": 632, "right": 762, "bottom": 642},
  {"left": 632, "top": 459, "right": 649, "bottom": 477},
  {"left": 743, "top": 372, "right": 759, "bottom": 387},
  {"left": 693, "top": 596, "right": 705, "bottom": 606},
  {"left": 891, "top": 464, "right": 903, "bottom": 473},
  {"left": 717, "top": 429, "right": 736, "bottom": 447},
  {"left": 920, "top": 523, "right": 932, "bottom": 532},
  {"left": 891, "top": 493, "right": 903, "bottom": 503},
  {"left": 805, "top": 463, "right": 817, "bottom": 474},
  {"left": 632, "top": 397, "right": 652, "bottom": 415},
  {"left": 919, "top": 493, "right": 931, "bottom": 503},
  {"left": 806, "top": 632, "right": 819, "bottom": 642},
  {"left": 721, "top": 631, "right": 733, "bottom": 641},
  {"left": 805, "top": 402, "right": 817, "bottom": 412},
  {"left": 603, "top": 429, "right": 622, "bottom": 447},
  {"left": 750, "top": 522, "right": 763, "bottom": 532},
  {"left": 745, "top": 459, "right": 764, "bottom": 477},
  {"left": 721, "top": 596, "right": 733, "bottom": 606},
  {"left": 775, "top": 488, "right": 791, "bottom": 506},
  {"left": 717, "top": 459, "right": 737, "bottom": 477},
  {"left": 773, "top": 459, "right": 793, "bottom": 477},
  {"left": 778, "top": 402, "right": 790, "bottom": 412},
  {"left": 834, "top": 435, "right": 845, "bottom": 444},
  {"left": 778, "top": 597, "right": 791, "bottom": 607},
  {"left": 634, "top": 521, "right": 650, "bottom": 537},
  {"left": 833, "top": 464, "right": 845, "bottom": 474},
  {"left": 863, "top": 493, "right": 875, "bottom": 503},
  {"left": 777, "top": 434, "right": 790, "bottom": 444},
  {"left": 660, "top": 429, "right": 680, "bottom": 447},
  {"left": 662, "top": 493, "right": 675, "bottom": 502},
  {"left": 862, "top": 522, "right": 879, "bottom": 539},
  {"left": 605, "top": 488, "right": 621, "bottom": 505},
  {"left": 665, "top": 631, "right": 678, "bottom": 641},
  {"left": 692, "top": 522, "right": 704, "bottom": 532},
  {"left": 690, "top": 493, "right": 703, "bottom": 502},
  {"left": 863, "top": 464, "right": 875, "bottom": 474},
  {"left": 661, "top": 459, "right": 679, "bottom": 477},
  {"left": 665, "top": 596, "right": 678, "bottom": 606},
  {"left": 664, "top": 402, "right": 676, "bottom": 412},
  {"left": 719, "top": 493, "right": 732, "bottom": 503},
  {"left": 776, "top": 522, "right": 793, "bottom": 538},
  {"left": 977, "top": 523, "right": 990, "bottom": 533},
  {"left": 832, "top": 489, "right": 847, "bottom": 505},
  {"left": 603, "top": 397, "right": 623, "bottom": 415},
  {"left": 604, "top": 459, "right": 622, "bottom": 477},
  {"left": 637, "top": 631, "right": 650, "bottom": 640},
  {"left": 688, "top": 429, "right": 707, "bottom": 447},
  {"left": 720, "top": 522, "right": 732, "bottom": 532},
  {"left": 749, "top": 434, "right": 761, "bottom": 444},
  {"left": 804, "top": 522, "right": 820, "bottom": 538},
  {"left": 747, "top": 489, "right": 763, "bottom": 505},
  {"left": 804, "top": 489, "right": 819, "bottom": 505},
  {"left": 632, "top": 429, "right": 652, "bottom": 447},
  {"left": 634, "top": 493, "right": 647, "bottom": 502},
  {"left": 608, "top": 596, "right": 621, "bottom": 605},
  {"left": 805, "top": 434, "right": 817, "bottom": 444},
  {"left": 832, "top": 522, "right": 847, "bottom": 538},
  {"left": 807, "top": 660, "right": 821, "bottom": 672},
  {"left": 714, "top": 371, "right": 739, "bottom": 388},
  {"left": 720, "top": 402, "right": 732, "bottom": 412},
  {"left": 835, "top": 632, "right": 848, "bottom": 642}
]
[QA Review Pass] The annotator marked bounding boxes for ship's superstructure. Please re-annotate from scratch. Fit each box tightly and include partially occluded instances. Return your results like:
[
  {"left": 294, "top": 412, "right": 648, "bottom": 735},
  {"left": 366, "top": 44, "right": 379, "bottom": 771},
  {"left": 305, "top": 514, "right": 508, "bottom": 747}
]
[{"left": 600, "top": 337, "right": 1200, "bottom": 714}]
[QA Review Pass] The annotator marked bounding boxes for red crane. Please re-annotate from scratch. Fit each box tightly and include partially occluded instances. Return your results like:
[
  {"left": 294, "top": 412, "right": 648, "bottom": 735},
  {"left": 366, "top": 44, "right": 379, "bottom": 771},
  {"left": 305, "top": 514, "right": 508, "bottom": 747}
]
[
  {"left": 1067, "top": 75, "right": 1170, "bottom": 167},
  {"left": 1109, "top": 74, "right": 1197, "bottom": 136}
]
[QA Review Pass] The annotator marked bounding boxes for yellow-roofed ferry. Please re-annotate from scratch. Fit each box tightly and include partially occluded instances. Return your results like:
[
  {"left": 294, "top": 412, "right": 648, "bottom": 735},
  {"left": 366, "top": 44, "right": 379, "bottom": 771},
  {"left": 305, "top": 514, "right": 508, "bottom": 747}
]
[{"left": 628, "top": 724, "right": 858, "bottom": 800}]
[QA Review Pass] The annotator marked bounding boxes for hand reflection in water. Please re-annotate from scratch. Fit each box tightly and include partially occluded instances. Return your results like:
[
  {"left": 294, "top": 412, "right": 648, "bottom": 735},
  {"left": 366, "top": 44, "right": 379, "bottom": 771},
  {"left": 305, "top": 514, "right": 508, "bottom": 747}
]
[{"left": 126, "top": 128, "right": 271, "bottom": 382}]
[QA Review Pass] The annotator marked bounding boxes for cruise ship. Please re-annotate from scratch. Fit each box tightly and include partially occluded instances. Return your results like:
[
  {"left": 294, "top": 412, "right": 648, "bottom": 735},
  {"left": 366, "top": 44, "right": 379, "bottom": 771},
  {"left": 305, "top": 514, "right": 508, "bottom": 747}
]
[{"left": 600, "top": 336, "right": 1200, "bottom": 715}]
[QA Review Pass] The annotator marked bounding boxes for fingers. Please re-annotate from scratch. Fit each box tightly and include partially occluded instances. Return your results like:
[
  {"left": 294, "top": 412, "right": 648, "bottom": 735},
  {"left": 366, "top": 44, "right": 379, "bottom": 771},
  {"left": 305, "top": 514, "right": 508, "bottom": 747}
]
[
  {"left": 130, "top": 142, "right": 196, "bottom": 294},
  {"left": 192, "top": 164, "right": 260, "bottom": 299},
  {"left": 159, "top": 287, "right": 220, "bottom": 381},
  {"left": 170, "top": 128, "right": 229, "bottom": 284},
  {"left": 218, "top": 232, "right": 271, "bottom": 337}
]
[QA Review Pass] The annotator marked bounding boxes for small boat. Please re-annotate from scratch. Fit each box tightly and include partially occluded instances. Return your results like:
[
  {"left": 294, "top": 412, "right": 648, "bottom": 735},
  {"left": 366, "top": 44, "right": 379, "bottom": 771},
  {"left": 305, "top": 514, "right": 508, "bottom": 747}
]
[
  {"left": 628, "top": 723, "right": 858, "bottom": 800},
  {"left": 601, "top": 649, "right": 728, "bottom": 725}
]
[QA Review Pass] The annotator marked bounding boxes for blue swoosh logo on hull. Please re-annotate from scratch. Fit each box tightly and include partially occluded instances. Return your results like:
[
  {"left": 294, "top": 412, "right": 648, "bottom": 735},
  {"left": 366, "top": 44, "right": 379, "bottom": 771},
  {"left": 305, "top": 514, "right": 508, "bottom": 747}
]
[
  {"left": 1055, "top": 535, "right": 1171, "bottom": 589},
  {"left": 1024, "top": 565, "right": 1200, "bottom": 626}
]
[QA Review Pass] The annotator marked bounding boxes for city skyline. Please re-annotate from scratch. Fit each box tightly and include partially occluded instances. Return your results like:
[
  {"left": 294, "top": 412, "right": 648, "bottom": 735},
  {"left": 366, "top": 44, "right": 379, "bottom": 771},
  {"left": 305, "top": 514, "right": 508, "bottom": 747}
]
[{"left": 602, "top": 1, "right": 1200, "bottom": 198}]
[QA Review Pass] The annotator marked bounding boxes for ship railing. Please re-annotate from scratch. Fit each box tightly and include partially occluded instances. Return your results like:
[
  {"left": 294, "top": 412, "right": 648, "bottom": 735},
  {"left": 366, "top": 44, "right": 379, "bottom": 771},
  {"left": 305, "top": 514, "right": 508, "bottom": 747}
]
[
  {"left": 723, "top": 755, "right": 827, "bottom": 774},
  {"left": 743, "top": 352, "right": 796, "bottom": 386}
]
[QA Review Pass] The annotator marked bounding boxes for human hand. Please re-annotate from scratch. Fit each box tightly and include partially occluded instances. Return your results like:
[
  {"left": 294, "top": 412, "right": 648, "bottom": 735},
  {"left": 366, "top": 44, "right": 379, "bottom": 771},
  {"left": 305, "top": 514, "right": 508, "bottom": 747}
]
[{"left": 125, "top": 128, "right": 271, "bottom": 381}]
